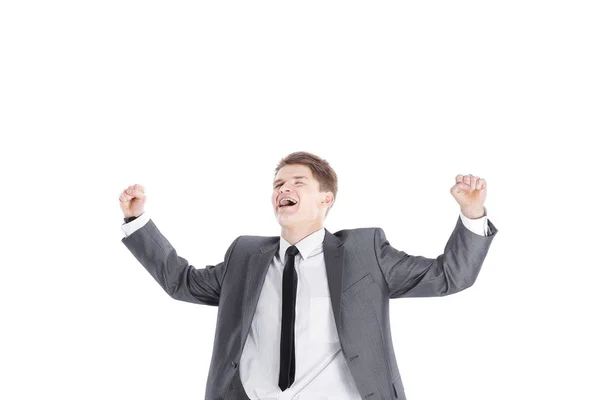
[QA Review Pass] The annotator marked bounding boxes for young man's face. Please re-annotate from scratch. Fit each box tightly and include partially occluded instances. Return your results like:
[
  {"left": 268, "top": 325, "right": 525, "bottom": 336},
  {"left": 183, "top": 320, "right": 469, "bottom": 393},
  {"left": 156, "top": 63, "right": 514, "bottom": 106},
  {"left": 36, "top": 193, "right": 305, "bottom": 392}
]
[{"left": 272, "top": 164, "right": 333, "bottom": 228}]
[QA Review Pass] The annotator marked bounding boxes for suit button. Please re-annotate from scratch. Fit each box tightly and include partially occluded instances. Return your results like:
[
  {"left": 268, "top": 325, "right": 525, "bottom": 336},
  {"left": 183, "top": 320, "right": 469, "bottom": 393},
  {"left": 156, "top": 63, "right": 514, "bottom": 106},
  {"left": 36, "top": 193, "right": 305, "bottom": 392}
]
[{"left": 231, "top": 361, "right": 238, "bottom": 369}]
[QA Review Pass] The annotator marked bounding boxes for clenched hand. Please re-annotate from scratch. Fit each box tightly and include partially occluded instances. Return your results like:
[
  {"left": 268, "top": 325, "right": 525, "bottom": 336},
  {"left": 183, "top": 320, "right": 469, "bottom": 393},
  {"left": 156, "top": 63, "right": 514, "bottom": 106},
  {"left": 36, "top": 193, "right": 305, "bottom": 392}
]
[
  {"left": 450, "top": 174, "right": 487, "bottom": 219},
  {"left": 119, "top": 183, "right": 147, "bottom": 218}
]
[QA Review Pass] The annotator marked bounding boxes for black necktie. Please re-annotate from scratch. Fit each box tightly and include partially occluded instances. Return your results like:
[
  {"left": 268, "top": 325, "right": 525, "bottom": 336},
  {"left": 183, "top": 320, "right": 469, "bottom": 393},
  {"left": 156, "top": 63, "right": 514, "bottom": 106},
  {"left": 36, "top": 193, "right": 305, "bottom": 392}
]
[{"left": 279, "top": 245, "right": 299, "bottom": 391}]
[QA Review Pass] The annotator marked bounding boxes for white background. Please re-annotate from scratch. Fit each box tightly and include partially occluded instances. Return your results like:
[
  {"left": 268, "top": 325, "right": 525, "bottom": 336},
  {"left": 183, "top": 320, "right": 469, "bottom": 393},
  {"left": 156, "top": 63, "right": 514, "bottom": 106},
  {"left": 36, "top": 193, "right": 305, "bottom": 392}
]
[{"left": 1, "top": 1, "right": 599, "bottom": 399}]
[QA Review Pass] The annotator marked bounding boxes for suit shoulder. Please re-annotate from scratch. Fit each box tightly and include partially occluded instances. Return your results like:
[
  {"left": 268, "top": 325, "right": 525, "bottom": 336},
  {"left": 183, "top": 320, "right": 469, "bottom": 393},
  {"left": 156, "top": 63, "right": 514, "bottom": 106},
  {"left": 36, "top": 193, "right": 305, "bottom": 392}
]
[
  {"left": 234, "top": 234, "right": 278, "bottom": 248},
  {"left": 329, "top": 226, "right": 381, "bottom": 241}
]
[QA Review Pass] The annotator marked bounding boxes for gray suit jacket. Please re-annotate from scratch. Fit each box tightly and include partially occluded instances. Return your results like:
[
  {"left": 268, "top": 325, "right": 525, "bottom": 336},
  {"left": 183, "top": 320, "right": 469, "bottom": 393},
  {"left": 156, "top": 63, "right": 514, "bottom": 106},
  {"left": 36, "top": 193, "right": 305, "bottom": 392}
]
[{"left": 122, "top": 216, "right": 498, "bottom": 400}]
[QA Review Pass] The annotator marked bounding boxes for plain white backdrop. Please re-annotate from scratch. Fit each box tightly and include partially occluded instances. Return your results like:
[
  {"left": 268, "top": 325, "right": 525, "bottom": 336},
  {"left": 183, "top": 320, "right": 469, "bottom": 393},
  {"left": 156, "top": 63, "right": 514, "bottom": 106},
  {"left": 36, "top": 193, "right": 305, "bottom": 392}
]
[{"left": 1, "top": 1, "right": 598, "bottom": 399}]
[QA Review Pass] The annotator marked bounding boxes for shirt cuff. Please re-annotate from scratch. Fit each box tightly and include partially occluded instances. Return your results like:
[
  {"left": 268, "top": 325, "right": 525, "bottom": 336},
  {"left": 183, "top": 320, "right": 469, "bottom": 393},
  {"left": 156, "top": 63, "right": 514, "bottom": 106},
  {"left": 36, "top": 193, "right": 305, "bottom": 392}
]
[
  {"left": 121, "top": 211, "right": 150, "bottom": 238},
  {"left": 459, "top": 206, "right": 489, "bottom": 236}
]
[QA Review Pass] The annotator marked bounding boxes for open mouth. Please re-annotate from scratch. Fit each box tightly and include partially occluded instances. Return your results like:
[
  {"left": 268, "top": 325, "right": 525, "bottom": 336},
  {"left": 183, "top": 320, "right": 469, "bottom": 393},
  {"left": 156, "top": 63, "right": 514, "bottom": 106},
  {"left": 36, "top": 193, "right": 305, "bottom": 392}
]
[
  {"left": 279, "top": 203, "right": 297, "bottom": 210},
  {"left": 278, "top": 198, "right": 298, "bottom": 211}
]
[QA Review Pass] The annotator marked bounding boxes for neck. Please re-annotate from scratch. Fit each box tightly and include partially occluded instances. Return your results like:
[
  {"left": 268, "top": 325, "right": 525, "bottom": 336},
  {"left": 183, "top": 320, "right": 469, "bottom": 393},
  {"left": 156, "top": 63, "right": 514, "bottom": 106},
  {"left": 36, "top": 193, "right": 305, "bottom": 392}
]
[{"left": 280, "top": 221, "right": 323, "bottom": 245}]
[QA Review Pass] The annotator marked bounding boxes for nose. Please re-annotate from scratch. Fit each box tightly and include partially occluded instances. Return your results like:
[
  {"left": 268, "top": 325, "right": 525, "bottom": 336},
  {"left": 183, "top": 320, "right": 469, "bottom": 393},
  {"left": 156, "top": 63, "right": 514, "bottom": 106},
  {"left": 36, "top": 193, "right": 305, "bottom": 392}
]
[
  {"left": 275, "top": 186, "right": 292, "bottom": 204},
  {"left": 279, "top": 184, "right": 293, "bottom": 193}
]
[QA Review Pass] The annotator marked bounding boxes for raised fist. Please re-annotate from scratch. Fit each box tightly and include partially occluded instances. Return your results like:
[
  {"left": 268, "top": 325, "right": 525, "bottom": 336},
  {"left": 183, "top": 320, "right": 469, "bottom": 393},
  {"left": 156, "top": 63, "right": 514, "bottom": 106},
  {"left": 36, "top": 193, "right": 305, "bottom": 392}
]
[{"left": 119, "top": 183, "right": 147, "bottom": 218}]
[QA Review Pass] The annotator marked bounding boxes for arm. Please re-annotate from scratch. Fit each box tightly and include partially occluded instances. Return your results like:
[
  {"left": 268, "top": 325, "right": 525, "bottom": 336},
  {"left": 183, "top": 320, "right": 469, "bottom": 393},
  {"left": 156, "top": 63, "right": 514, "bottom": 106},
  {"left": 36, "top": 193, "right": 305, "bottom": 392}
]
[
  {"left": 459, "top": 206, "right": 490, "bottom": 236},
  {"left": 374, "top": 215, "right": 498, "bottom": 298},
  {"left": 121, "top": 211, "right": 150, "bottom": 238},
  {"left": 121, "top": 218, "right": 241, "bottom": 305}
]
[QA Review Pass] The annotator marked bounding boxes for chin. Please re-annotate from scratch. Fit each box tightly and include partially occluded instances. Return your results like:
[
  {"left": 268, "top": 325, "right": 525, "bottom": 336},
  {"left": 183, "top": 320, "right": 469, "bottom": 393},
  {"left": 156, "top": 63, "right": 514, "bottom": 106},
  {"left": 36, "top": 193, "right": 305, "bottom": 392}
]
[{"left": 276, "top": 214, "right": 296, "bottom": 225}]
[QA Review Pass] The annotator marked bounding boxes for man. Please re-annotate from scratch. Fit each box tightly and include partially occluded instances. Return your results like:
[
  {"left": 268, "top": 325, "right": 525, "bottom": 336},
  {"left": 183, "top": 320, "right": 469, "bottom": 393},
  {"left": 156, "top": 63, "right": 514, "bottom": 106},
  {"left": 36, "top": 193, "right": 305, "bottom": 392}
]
[{"left": 119, "top": 151, "right": 498, "bottom": 400}]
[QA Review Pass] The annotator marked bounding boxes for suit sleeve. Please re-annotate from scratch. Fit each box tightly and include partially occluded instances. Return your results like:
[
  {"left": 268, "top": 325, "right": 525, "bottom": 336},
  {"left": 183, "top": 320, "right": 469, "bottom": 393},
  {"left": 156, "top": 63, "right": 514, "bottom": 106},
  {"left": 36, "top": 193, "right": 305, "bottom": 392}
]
[
  {"left": 121, "top": 218, "right": 241, "bottom": 306},
  {"left": 459, "top": 207, "right": 489, "bottom": 236},
  {"left": 121, "top": 211, "right": 151, "bottom": 238},
  {"left": 374, "top": 215, "right": 498, "bottom": 298}
]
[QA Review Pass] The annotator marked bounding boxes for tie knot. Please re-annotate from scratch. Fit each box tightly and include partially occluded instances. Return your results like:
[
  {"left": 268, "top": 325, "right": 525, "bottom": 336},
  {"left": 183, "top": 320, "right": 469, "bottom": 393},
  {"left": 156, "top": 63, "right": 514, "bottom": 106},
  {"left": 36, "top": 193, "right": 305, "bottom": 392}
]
[{"left": 286, "top": 245, "right": 299, "bottom": 258}]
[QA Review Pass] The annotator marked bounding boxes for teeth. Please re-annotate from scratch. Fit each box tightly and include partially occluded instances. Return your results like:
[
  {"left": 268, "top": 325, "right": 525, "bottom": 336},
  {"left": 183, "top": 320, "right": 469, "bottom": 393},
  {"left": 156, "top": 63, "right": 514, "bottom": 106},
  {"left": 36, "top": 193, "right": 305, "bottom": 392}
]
[{"left": 279, "top": 197, "right": 297, "bottom": 206}]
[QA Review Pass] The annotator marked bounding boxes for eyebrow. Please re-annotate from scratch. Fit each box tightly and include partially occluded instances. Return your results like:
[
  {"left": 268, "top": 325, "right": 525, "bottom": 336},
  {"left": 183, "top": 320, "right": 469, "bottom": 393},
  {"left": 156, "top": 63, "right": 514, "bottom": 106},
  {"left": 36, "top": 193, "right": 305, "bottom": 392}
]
[{"left": 273, "top": 176, "right": 308, "bottom": 187}]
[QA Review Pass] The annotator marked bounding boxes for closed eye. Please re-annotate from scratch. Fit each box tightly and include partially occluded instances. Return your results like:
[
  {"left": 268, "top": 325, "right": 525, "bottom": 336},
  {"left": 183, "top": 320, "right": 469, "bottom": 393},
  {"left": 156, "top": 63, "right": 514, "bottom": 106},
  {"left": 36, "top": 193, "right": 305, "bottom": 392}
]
[{"left": 274, "top": 181, "right": 303, "bottom": 189}]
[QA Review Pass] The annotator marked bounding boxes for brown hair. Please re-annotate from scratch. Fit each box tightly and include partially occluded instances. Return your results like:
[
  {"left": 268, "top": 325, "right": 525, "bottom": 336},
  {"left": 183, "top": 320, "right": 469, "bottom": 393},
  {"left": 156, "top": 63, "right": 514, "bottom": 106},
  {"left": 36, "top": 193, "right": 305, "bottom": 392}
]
[{"left": 274, "top": 151, "right": 338, "bottom": 218}]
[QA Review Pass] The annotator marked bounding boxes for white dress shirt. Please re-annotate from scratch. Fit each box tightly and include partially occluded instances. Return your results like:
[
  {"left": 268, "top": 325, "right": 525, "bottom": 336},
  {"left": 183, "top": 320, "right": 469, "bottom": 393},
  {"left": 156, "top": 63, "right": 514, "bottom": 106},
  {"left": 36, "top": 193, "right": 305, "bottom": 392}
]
[{"left": 122, "top": 209, "right": 490, "bottom": 400}]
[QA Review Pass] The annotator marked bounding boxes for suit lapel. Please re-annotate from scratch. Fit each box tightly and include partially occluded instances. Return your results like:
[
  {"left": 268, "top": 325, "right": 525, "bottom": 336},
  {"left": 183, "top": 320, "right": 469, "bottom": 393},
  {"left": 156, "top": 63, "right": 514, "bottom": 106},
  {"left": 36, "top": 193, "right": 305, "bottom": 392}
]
[
  {"left": 240, "top": 228, "right": 346, "bottom": 352},
  {"left": 241, "top": 246, "right": 277, "bottom": 351},
  {"left": 323, "top": 228, "right": 345, "bottom": 337}
]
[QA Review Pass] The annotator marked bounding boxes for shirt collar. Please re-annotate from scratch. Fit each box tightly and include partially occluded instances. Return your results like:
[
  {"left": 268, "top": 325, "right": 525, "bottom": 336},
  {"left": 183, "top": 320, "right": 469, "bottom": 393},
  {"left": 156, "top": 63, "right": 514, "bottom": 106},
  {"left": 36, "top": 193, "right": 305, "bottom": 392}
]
[{"left": 278, "top": 227, "right": 326, "bottom": 262}]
